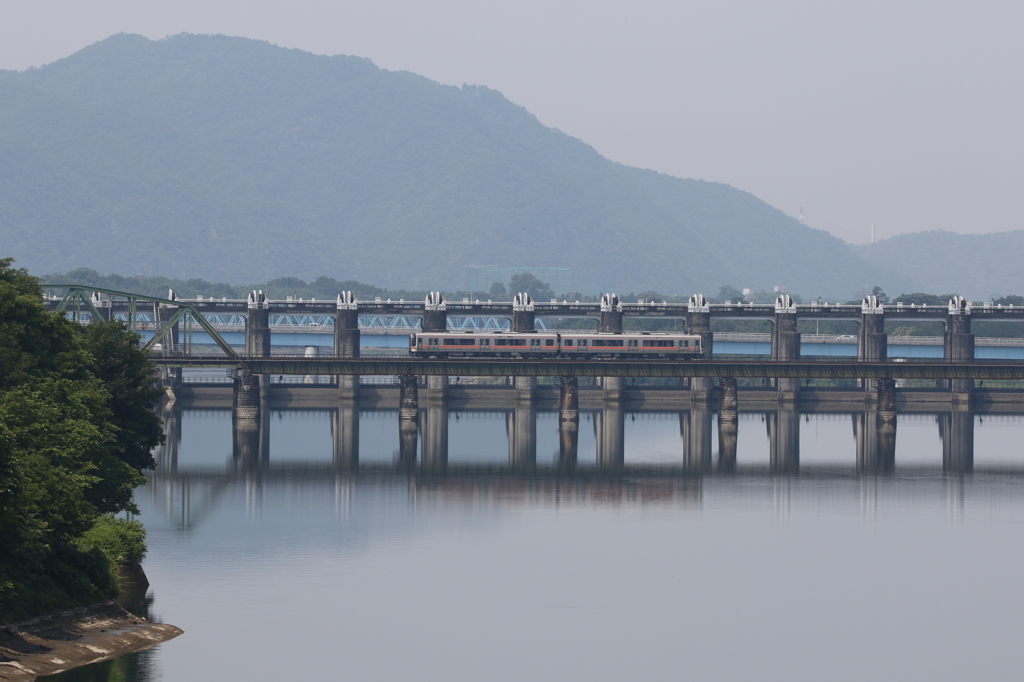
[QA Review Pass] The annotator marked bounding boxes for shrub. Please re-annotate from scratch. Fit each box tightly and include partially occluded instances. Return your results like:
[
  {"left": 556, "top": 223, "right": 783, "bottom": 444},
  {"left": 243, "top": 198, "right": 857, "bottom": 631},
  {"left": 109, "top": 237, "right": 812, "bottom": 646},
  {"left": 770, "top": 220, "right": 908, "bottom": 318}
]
[{"left": 79, "top": 515, "right": 147, "bottom": 566}]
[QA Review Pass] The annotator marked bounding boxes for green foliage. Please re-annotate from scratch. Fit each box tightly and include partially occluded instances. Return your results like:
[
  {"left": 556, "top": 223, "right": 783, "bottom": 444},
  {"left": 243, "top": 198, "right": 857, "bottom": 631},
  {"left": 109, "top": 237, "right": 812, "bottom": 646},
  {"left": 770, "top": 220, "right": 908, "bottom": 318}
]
[
  {"left": 893, "top": 292, "right": 954, "bottom": 306},
  {"left": 80, "top": 515, "right": 147, "bottom": 566},
  {"left": 489, "top": 281, "right": 507, "bottom": 298},
  {"left": 712, "top": 285, "right": 747, "bottom": 303},
  {"left": 0, "top": 258, "right": 161, "bottom": 622}
]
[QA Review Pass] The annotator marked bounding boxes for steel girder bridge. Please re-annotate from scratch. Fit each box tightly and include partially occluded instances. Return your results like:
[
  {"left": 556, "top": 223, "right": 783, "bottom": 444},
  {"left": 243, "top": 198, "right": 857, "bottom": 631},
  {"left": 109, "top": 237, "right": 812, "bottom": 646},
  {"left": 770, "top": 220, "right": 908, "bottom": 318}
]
[{"left": 148, "top": 356, "right": 1024, "bottom": 381}]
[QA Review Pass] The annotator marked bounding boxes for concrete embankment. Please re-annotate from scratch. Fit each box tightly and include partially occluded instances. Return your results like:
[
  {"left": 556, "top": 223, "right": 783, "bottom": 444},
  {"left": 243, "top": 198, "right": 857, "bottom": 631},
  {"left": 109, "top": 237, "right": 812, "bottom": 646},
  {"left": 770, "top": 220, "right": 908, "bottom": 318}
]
[{"left": 0, "top": 601, "right": 182, "bottom": 680}]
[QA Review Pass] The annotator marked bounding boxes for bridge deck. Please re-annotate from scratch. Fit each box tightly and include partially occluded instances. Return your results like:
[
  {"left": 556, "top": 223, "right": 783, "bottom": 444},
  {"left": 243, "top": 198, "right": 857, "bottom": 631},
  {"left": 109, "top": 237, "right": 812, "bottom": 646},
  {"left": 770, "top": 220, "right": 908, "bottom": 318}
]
[{"left": 152, "top": 356, "right": 1024, "bottom": 380}]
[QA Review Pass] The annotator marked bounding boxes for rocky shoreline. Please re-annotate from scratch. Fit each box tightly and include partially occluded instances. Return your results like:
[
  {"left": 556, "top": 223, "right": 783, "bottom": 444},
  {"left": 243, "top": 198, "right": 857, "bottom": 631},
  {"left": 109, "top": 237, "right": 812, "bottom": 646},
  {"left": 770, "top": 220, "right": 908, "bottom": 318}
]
[{"left": 0, "top": 602, "right": 182, "bottom": 680}]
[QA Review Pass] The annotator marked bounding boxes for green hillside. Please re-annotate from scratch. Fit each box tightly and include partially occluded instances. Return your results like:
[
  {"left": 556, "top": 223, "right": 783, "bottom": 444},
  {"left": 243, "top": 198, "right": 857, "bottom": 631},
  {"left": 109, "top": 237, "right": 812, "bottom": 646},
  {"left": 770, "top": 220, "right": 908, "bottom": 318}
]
[{"left": 0, "top": 33, "right": 905, "bottom": 298}]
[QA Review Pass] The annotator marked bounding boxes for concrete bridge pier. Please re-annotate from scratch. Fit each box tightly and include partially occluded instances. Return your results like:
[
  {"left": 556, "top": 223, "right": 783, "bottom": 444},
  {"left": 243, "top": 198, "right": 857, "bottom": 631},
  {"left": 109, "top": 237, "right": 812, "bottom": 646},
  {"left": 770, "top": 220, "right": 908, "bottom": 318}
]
[
  {"left": 683, "top": 407, "right": 714, "bottom": 472},
  {"left": 332, "top": 401, "right": 359, "bottom": 468},
  {"left": 512, "top": 292, "right": 536, "bottom": 333},
  {"left": 423, "top": 292, "right": 448, "bottom": 401},
  {"left": 859, "top": 296, "right": 888, "bottom": 394},
  {"left": 940, "top": 408, "right": 974, "bottom": 473},
  {"left": 600, "top": 293, "right": 623, "bottom": 333},
  {"left": 513, "top": 376, "right": 535, "bottom": 402},
  {"left": 335, "top": 293, "right": 360, "bottom": 399},
  {"left": 508, "top": 403, "right": 537, "bottom": 469},
  {"left": 595, "top": 403, "right": 625, "bottom": 471},
  {"left": 717, "top": 378, "right": 738, "bottom": 472},
  {"left": 945, "top": 297, "right": 975, "bottom": 404},
  {"left": 768, "top": 408, "right": 800, "bottom": 474},
  {"left": 422, "top": 403, "right": 449, "bottom": 471},
  {"left": 602, "top": 376, "right": 625, "bottom": 403},
  {"left": 245, "top": 291, "right": 271, "bottom": 397},
  {"left": 398, "top": 375, "right": 419, "bottom": 468},
  {"left": 559, "top": 377, "right": 579, "bottom": 469},
  {"left": 772, "top": 296, "right": 800, "bottom": 403},
  {"left": 508, "top": 292, "right": 537, "bottom": 402},
  {"left": 687, "top": 295, "right": 714, "bottom": 404}
]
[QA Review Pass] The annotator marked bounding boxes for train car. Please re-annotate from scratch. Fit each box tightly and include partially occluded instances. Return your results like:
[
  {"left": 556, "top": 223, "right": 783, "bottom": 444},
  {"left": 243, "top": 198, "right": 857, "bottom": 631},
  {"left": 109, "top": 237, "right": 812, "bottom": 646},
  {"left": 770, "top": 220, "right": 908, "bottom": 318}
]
[
  {"left": 410, "top": 331, "right": 703, "bottom": 359},
  {"left": 558, "top": 332, "right": 702, "bottom": 359},
  {"left": 411, "top": 331, "right": 559, "bottom": 358}
]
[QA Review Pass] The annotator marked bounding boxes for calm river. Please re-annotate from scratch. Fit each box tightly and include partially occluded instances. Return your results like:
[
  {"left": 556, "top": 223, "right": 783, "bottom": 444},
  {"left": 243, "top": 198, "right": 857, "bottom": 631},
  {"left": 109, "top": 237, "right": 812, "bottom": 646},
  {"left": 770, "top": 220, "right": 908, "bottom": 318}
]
[{"left": 45, "top": 405, "right": 1024, "bottom": 681}]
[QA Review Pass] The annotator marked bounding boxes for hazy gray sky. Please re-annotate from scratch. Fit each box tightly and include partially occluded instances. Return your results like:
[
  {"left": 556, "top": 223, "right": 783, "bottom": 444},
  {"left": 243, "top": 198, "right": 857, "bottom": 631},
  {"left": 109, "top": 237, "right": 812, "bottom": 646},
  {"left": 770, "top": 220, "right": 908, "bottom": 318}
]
[{"left": 3, "top": 0, "right": 1022, "bottom": 243}]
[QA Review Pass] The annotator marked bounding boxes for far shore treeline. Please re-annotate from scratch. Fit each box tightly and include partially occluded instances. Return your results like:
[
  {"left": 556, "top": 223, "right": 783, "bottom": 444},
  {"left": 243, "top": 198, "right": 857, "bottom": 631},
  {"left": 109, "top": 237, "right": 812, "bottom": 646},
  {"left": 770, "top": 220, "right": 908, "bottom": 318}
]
[
  {"left": 47, "top": 268, "right": 1024, "bottom": 338},
  {"left": 0, "top": 258, "right": 162, "bottom": 623}
]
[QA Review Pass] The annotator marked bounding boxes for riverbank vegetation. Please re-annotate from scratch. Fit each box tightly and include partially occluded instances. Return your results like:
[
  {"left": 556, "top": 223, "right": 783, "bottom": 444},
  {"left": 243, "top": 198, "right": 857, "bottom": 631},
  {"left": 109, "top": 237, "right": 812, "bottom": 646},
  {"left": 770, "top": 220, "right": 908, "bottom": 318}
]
[{"left": 0, "top": 258, "right": 163, "bottom": 623}]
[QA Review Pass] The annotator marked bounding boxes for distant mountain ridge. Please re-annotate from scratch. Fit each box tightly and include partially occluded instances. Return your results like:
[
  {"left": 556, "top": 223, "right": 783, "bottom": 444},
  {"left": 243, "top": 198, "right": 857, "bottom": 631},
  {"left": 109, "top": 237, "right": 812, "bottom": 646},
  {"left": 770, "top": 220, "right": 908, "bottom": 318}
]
[
  {"left": 1, "top": 33, "right": 910, "bottom": 297},
  {"left": 854, "top": 230, "right": 1024, "bottom": 299}
]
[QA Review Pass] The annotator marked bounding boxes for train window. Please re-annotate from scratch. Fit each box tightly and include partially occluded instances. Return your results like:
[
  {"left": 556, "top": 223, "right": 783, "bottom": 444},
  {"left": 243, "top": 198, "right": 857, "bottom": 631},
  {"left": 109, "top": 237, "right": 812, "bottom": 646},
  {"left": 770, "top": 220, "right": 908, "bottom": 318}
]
[
  {"left": 495, "top": 339, "right": 508, "bottom": 346},
  {"left": 457, "top": 338, "right": 474, "bottom": 346},
  {"left": 642, "top": 340, "right": 674, "bottom": 347},
  {"left": 592, "top": 339, "right": 624, "bottom": 347},
  {"left": 545, "top": 339, "right": 554, "bottom": 346},
  {"left": 564, "top": 339, "right": 574, "bottom": 346}
]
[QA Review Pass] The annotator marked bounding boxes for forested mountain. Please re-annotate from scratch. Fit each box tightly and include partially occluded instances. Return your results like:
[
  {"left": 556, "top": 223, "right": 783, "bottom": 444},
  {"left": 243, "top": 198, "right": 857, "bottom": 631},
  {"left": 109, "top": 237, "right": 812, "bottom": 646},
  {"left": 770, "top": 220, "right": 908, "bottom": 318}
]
[
  {"left": 854, "top": 230, "right": 1024, "bottom": 300},
  {"left": 1, "top": 33, "right": 907, "bottom": 297}
]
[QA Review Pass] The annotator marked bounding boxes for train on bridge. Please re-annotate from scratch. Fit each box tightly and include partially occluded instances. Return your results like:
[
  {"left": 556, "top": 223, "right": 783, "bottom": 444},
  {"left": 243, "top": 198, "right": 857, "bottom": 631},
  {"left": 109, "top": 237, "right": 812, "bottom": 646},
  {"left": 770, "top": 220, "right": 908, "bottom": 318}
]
[{"left": 410, "top": 331, "right": 704, "bottom": 359}]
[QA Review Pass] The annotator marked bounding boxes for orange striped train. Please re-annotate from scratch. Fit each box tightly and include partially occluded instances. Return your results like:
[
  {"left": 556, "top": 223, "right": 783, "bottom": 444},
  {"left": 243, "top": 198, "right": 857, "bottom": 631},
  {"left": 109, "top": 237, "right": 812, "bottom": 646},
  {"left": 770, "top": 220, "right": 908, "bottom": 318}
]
[{"left": 410, "top": 331, "right": 703, "bottom": 360}]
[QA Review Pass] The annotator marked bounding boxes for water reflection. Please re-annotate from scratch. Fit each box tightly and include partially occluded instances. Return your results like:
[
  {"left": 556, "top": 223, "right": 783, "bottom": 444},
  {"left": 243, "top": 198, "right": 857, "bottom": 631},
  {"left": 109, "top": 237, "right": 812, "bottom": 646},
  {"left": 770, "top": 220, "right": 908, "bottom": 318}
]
[
  {"left": 150, "top": 395, "right": 1015, "bottom": 479},
  {"left": 116, "top": 396, "right": 1024, "bottom": 682}
]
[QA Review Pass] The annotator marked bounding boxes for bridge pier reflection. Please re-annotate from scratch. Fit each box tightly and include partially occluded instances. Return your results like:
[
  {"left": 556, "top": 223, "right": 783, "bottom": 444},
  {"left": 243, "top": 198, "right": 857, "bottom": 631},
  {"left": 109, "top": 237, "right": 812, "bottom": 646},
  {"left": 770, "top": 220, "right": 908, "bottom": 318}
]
[
  {"left": 155, "top": 398, "right": 180, "bottom": 473},
  {"left": 717, "top": 378, "right": 738, "bottom": 472},
  {"left": 398, "top": 375, "right": 419, "bottom": 468},
  {"left": 233, "top": 368, "right": 267, "bottom": 469},
  {"left": 857, "top": 379, "right": 897, "bottom": 473},
  {"left": 940, "top": 408, "right": 975, "bottom": 473},
  {"left": 507, "top": 402, "right": 537, "bottom": 469},
  {"left": 422, "top": 403, "right": 449, "bottom": 470},
  {"left": 768, "top": 408, "right": 800, "bottom": 473},
  {"left": 559, "top": 377, "right": 579, "bottom": 469},
  {"left": 595, "top": 403, "right": 625, "bottom": 470},
  {"left": 683, "top": 407, "right": 713, "bottom": 472},
  {"left": 332, "top": 401, "right": 359, "bottom": 468}
]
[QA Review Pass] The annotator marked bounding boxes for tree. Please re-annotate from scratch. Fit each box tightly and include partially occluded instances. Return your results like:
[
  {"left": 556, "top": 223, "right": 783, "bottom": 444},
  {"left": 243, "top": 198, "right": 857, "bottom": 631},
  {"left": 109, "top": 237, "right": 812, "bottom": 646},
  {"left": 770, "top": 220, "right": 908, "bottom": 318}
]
[
  {"left": 0, "top": 257, "right": 164, "bottom": 620},
  {"left": 713, "top": 285, "right": 747, "bottom": 303},
  {"left": 508, "top": 273, "right": 554, "bottom": 301},
  {"left": 489, "top": 281, "right": 507, "bottom": 298},
  {"left": 870, "top": 286, "right": 890, "bottom": 304}
]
